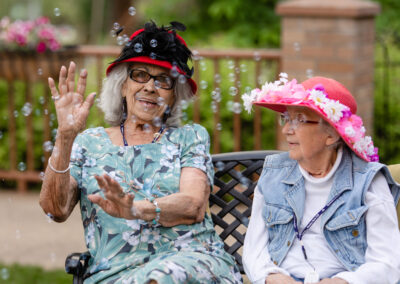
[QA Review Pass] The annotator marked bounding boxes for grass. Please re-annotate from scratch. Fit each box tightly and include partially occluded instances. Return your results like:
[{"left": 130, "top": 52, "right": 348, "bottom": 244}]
[{"left": 0, "top": 263, "right": 71, "bottom": 284}]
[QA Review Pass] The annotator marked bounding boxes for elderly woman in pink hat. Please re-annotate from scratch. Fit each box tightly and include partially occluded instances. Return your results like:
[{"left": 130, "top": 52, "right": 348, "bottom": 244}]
[
  {"left": 39, "top": 21, "right": 241, "bottom": 283},
  {"left": 242, "top": 75, "right": 400, "bottom": 284}
]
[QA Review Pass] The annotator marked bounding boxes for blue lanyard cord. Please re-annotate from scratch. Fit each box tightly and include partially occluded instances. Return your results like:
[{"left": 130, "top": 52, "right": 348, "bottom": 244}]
[
  {"left": 120, "top": 123, "right": 165, "bottom": 146},
  {"left": 293, "top": 191, "right": 345, "bottom": 268}
]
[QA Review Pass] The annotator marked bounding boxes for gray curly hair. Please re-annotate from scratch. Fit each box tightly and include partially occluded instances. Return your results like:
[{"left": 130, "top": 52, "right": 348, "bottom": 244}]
[{"left": 97, "top": 63, "right": 194, "bottom": 127}]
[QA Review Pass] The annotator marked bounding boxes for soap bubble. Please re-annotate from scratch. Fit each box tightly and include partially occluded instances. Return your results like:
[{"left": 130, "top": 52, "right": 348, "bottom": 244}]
[
  {"left": 1, "top": 268, "right": 9, "bottom": 280},
  {"left": 152, "top": 117, "right": 162, "bottom": 127},
  {"left": 232, "top": 102, "right": 242, "bottom": 114},
  {"left": 216, "top": 123, "right": 222, "bottom": 131},
  {"left": 200, "top": 80, "right": 208, "bottom": 90},
  {"left": 253, "top": 52, "right": 261, "bottom": 61},
  {"left": 215, "top": 161, "right": 225, "bottom": 171},
  {"left": 43, "top": 141, "right": 53, "bottom": 152},
  {"left": 54, "top": 8, "right": 61, "bottom": 17},
  {"left": 293, "top": 42, "right": 301, "bottom": 52},
  {"left": 18, "top": 162, "right": 26, "bottom": 172},
  {"left": 150, "top": 39, "right": 158, "bottom": 48},
  {"left": 143, "top": 124, "right": 151, "bottom": 133},
  {"left": 214, "top": 73, "right": 221, "bottom": 83},
  {"left": 170, "top": 66, "right": 179, "bottom": 78},
  {"left": 128, "top": 6, "right": 136, "bottom": 16},
  {"left": 21, "top": 103, "right": 32, "bottom": 116},
  {"left": 37, "top": 68, "right": 43, "bottom": 76},
  {"left": 180, "top": 100, "right": 189, "bottom": 110},
  {"left": 306, "top": 69, "right": 314, "bottom": 78},
  {"left": 229, "top": 86, "right": 238, "bottom": 96},
  {"left": 178, "top": 75, "right": 187, "bottom": 84},
  {"left": 117, "top": 36, "right": 124, "bottom": 45}
]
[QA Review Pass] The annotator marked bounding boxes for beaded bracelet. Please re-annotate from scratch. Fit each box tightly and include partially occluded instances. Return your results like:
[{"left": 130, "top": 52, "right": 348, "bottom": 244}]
[
  {"left": 146, "top": 196, "right": 161, "bottom": 226},
  {"left": 48, "top": 157, "right": 71, "bottom": 174}
]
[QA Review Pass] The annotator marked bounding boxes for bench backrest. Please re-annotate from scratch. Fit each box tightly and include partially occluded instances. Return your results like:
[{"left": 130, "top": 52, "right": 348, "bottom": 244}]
[{"left": 210, "top": 150, "right": 281, "bottom": 274}]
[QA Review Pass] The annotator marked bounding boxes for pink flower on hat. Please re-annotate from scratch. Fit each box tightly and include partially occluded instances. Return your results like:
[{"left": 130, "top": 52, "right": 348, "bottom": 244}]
[{"left": 241, "top": 74, "right": 379, "bottom": 162}]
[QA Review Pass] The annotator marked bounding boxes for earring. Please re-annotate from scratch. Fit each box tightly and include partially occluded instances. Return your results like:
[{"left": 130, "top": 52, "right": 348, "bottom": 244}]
[{"left": 122, "top": 97, "right": 127, "bottom": 121}]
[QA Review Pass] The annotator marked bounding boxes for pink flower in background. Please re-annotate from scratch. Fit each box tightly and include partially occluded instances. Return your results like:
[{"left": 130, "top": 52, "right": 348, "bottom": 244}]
[{"left": 0, "top": 16, "right": 67, "bottom": 52}]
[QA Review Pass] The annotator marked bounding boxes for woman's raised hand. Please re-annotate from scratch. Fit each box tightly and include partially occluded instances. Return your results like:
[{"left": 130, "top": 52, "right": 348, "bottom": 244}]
[
  {"left": 88, "top": 174, "right": 137, "bottom": 219},
  {"left": 48, "top": 61, "right": 96, "bottom": 138}
]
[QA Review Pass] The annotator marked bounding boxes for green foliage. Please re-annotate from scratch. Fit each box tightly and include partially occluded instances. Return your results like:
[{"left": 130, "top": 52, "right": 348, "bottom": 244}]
[{"left": 0, "top": 263, "right": 71, "bottom": 284}]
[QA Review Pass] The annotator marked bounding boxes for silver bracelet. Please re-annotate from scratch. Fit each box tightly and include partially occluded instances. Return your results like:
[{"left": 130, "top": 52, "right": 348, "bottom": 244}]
[{"left": 48, "top": 156, "right": 70, "bottom": 174}]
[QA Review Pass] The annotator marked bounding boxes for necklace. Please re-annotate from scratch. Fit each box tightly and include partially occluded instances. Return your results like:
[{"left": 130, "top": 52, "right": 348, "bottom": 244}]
[{"left": 119, "top": 123, "right": 165, "bottom": 146}]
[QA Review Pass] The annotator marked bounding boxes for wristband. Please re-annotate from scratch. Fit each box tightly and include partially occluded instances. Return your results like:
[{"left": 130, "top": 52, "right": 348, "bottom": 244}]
[{"left": 48, "top": 157, "right": 70, "bottom": 174}]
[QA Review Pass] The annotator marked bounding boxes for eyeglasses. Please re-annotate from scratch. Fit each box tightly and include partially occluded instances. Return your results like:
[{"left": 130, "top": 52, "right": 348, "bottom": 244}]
[
  {"left": 129, "top": 69, "right": 175, "bottom": 90},
  {"left": 279, "top": 112, "right": 320, "bottom": 130}
]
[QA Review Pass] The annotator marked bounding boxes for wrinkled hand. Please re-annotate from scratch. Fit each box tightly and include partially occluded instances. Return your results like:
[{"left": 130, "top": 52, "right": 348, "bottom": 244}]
[
  {"left": 266, "top": 273, "right": 302, "bottom": 284},
  {"left": 88, "top": 174, "right": 136, "bottom": 219},
  {"left": 48, "top": 61, "right": 96, "bottom": 137},
  {"left": 317, "top": 278, "right": 348, "bottom": 284}
]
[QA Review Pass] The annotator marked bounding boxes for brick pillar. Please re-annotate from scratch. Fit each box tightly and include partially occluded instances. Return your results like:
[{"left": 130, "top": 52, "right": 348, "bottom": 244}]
[{"left": 275, "top": 0, "right": 380, "bottom": 150}]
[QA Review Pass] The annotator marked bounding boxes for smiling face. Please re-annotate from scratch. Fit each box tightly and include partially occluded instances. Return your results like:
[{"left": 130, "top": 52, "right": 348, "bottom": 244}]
[
  {"left": 121, "top": 63, "right": 175, "bottom": 125},
  {"left": 282, "top": 106, "right": 339, "bottom": 167}
]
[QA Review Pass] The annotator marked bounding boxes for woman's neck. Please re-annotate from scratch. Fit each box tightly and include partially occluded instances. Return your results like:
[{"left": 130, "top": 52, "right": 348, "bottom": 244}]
[{"left": 299, "top": 149, "right": 338, "bottom": 178}]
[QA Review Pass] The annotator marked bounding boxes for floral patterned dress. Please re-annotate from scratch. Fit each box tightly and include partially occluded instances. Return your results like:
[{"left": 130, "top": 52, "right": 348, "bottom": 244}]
[{"left": 69, "top": 124, "right": 242, "bottom": 284}]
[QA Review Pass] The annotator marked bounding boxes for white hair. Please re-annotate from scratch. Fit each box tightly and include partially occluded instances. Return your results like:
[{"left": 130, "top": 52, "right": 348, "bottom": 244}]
[{"left": 97, "top": 63, "right": 194, "bottom": 127}]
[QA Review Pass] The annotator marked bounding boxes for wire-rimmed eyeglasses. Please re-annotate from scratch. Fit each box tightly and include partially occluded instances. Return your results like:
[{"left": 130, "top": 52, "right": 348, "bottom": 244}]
[{"left": 279, "top": 112, "right": 320, "bottom": 130}]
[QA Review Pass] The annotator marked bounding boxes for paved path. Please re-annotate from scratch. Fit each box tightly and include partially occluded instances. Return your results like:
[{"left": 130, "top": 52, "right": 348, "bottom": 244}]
[{"left": 0, "top": 190, "right": 86, "bottom": 270}]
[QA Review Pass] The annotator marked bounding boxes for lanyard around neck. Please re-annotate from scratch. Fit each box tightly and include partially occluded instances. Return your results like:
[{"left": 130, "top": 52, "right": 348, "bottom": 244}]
[
  {"left": 120, "top": 123, "right": 165, "bottom": 146},
  {"left": 293, "top": 190, "right": 345, "bottom": 266}
]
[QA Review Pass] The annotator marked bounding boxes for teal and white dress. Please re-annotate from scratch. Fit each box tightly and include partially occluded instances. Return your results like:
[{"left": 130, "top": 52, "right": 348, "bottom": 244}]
[{"left": 70, "top": 124, "right": 242, "bottom": 284}]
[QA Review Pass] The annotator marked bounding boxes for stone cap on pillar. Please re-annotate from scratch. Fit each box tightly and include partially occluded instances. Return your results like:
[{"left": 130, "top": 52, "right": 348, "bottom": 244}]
[{"left": 276, "top": 0, "right": 380, "bottom": 18}]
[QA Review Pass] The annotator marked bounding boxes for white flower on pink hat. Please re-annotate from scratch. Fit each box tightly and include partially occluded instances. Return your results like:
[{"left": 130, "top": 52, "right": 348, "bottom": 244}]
[{"left": 321, "top": 100, "right": 349, "bottom": 123}]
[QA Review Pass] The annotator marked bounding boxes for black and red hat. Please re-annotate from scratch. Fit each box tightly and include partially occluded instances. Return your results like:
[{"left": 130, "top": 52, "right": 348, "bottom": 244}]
[{"left": 106, "top": 21, "right": 197, "bottom": 94}]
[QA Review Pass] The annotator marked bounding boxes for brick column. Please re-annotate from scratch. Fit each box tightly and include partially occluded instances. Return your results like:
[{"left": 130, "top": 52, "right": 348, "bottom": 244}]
[{"left": 275, "top": 0, "right": 380, "bottom": 150}]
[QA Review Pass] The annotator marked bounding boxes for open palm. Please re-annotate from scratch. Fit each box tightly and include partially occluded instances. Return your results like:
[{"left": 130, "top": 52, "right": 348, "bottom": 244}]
[{"left": 48, "top": 61, "right": 96, "bottom": 137}]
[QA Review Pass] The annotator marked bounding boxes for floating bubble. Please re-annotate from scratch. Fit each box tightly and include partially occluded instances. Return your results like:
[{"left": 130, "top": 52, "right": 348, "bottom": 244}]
[
  {"left": 123, "top": 34, "right": 129, "bottom": 43},
  {"left": 125, "top": 41, "right": 132, "bottom": 47},
  {"left": 306, "top": 69, "right": 314, "bottom": 78},
  {"left": 39, "top": 96, "right": 45, "bottom": 105},
  {"left": 117, "top": 36, "right": 124, "bottom": 45},
  {"left": 37, "top": 68, "right": 43, "bottom": 76},
  {"left": 41, "top": 156, "right": 45, "bottom": 163},
  {"left": 131, "top": 115, "right": 137, "bottom": 124},
  {"left": 67, "top": 114, "right": 74, "bottom": 125},
  {"left": 54, "top": 7, "right": 61, "bottom": 17},
  {"left": 226, "top": 101, "right": 234, "bottom": 112},
  {"left": 235, "top": 67, "right": 240, "bottom": 74},
  {"left": 50, "top": 113, "right": 56, "bottom": 121},
  {"left": 35, "top": 109, "right": 41, "bottom": 116},
  {"left": 232, "top": 102, "right": 242, "bottom": 114},
  {"left": 200, "top": 80, "right": 208, "bottom": 90},
  {"left": 43, "top": 141, "right": 53, "bottom": 152},
  {"left": 15, "top": 229, "right": 21, "bottom": 239},
  {"left": 211, "top": 101, "right": 218, "bottom": 113},
  {"left": 13, "top": 110, "right": 19, "bottom": 118},
  {"left": 215, "top": 161, "right": 225, "bottom": 171},
  {"left": 228, "top": 60, "right": 235, "bottom": 70},
  {"left": 149, "top": 52, "right": 156, "bottom": 59},
  {"left": 214, "top": 73, "right": 221, "bottom": 84},
  {"left": 228, "top": 73, "right": 235, "bottom": 82},
  {"left": 211, "top": 91, "right": 221, "bottom": 103},
  {"left": 180, "top": 100, "right": 189, "bottom": 110},
  {"left": 181, "top": 112, "right": 188, "bottom": 121},
  {"left": 0, "top": 131, "right": 3, "bottom": 139},
  {"left": 240, "top": 176, "right": 251, "bottom": 186},
  {"left": 170, "top": 66, "right": 179, "bottom": 78},
  {"left": 51, "top": 128, "right": 58, "bottom": 139},
  {"left": 240, "top": 63, "right": 247, "bottom": 73},
  {"left": 39, "top": 171, "right": 45, "bottom": 181},
  {"left": 1, "top": 268, "right": 9, "bottom": 280},
  {"left": 241, "top": 216, "right": 250, "bottom": 227},
  {"left": 44, "top": 109, "right": 49, "bottom": 115},
  {"left": 113, "top": 22, "right": 120, "bottom": 30},
  {"left": 229, "top": 86, "right": 238, "bottom": 96},
  {"left": 52, "top": 146, "right": 60, "bottom": 157},
  {"left": 253, "top": 52, "right": 261, "bottom": 61},
  {"left": 152, "top": 117, "right": 162, "bottom": 127},
  {"left": 143, "top": 124, "right": 151, "bottom": 133},
  {"left": 178, "top": 75, "right": 187, "bottom": 84},
  {"left": 192, "top": 50, "right": 200, "bottom": 61},
  {"left": 200, "top": 61, "right": 207, "bottom": 71},
  {"left": 128, "top": 6, "right": 136, "bottom": 16},
  {"left": 18, "top": 162, "right": 26, "bottom": 172},
  {"left": 216, "top": 123, "right": 222, "bottom": 131},
  {"left": 150, "top": 39, "right": 157, "bottom": 48},
  {"left": 46, "top": 213, "right": 54, "bottom": 223},
  {"left": 21, "top": 103, "right": 32, "bottom": 116},
  {"left": 110, "top": 29, "right": 117, "bottom": 38},
  {"left": 293, "top": 42, "right": 301, "bottom": 52},
  {"left": 244, "top": 86, "right": 252, "bottom": 93},
  {"left": 157, "top": 97, "right": 165, "bottom": 106},
  {"left": 154, "top": 80, "right": 162, "bottom": 89},
  {"left": 257, "top": 76, "right": 264, "bottom": 85}
]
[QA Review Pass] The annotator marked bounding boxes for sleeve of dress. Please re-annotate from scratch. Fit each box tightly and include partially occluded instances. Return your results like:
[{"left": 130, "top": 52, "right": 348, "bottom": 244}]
[
  {"left": 333, "top": 172, "right": 400, "bottom": 284},
  {"left": 69, "top": 134, "right": 85, "bottom": 188},
  {"left": 243, "top": 186, "right": 291, "bottom": 284},
  {"left": 180, "top": 124, "right": 214, "bottom": 189}
]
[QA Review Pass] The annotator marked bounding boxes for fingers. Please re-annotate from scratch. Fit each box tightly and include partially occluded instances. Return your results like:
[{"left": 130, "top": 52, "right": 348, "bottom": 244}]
[
  {"left": 76, "top": 69, "right": 88, "bottom": 96},
  {"left": 95, "top": 174, "right": 124, "bottom": 197},
  {"left": 66, "top": 62, "right": 76, "bottom": 93},
  {"left": 48, "top": 77, "right": 60, "bottom": 100},
  {"left": 82, "top": 92, "right": 96, "bottom": 111},
  {"left": 58, "top": 66, "right": 68, "bottom": 95},
  {"left": 87, "top": 194, "right": 108, "bottom": 207}
]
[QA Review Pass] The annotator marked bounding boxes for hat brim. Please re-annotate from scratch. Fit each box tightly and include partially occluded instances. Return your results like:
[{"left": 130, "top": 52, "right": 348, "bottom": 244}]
[
  {"left": 254, "top": 101, "right": 370, "bottom": 162},
  {"left": 106, "top": 56, "right": 197, "bottom": 94}
]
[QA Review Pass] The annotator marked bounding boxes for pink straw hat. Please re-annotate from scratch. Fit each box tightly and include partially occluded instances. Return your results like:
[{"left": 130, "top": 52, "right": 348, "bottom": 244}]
[{"left": 242, "top": 74, "right": 378, "bottom": 162}]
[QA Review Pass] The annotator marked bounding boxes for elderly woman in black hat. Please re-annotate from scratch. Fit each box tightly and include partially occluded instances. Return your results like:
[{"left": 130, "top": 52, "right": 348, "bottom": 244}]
[
  {"left": 242, "top": 75, "right": 400, "bottom": 284},
  {"left": 39, "top": 21, "right": 242, "bottom": 283}
]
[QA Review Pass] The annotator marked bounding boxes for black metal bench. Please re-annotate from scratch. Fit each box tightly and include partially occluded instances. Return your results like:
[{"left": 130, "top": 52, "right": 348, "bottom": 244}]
[{"left": 65, "top": 150, "right": 281, "bottom": 283}]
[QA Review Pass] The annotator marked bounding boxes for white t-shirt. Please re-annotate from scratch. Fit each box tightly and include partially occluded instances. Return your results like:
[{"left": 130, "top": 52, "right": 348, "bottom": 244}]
[{"left": 243, "top": 149, "right": 400, "bottom": 284}]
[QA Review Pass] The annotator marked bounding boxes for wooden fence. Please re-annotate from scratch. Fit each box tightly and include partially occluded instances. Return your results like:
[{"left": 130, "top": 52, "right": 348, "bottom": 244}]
[{"left": 0, "top": 46, "right": 281, "bottom": 192}]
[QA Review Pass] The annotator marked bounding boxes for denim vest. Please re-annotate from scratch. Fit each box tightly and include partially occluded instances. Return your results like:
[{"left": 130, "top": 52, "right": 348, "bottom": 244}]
[{"left": 258, "top": 147, "right": 400, "bottom": 272}]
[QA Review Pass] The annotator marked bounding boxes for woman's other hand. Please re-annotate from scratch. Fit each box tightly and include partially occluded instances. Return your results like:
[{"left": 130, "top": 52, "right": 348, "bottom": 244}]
[
  {"left": 88, "top": 174, "right": 136, "bottom": 219},
  {"left": 48, "top": 61, "right": 96, "bottom": 138},
  {"left": 266, "top": 273, "right": 302, "bottom": 284}
]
